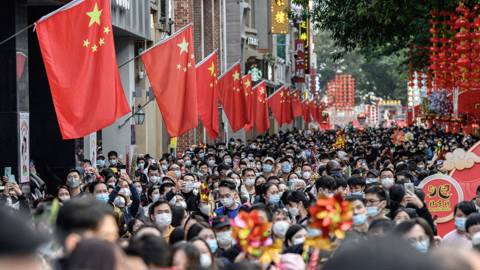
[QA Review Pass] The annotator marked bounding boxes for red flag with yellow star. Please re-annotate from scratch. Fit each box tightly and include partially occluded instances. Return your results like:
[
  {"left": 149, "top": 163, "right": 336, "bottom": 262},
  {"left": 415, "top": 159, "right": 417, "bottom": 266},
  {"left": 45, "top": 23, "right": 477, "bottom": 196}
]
[
  {"left": 218, "top": 63, "right": 248, "bottom": 132},
  {"left": 252, "top": 81, "right": 270, "bottom": 134},
  {"left": 242, "top": 74, "right": 254, "bottom": 132},
  {"left": 196, "top": 51, "right": 219, "bottom": 140},
  {"left": 36, "top": 0, "right": 130, "bottom": 139},
  {"left": 141, "top": 25, "right": 197, "bottom": 137},
  {"left": 302, "top": 100, "right": 312, "bottom": 124},
  {"left": 291, "top": 90, "right": 303, "bottom": 118},
  {"left": 268, "top": 86, "right": 291, "bottom": 127}
]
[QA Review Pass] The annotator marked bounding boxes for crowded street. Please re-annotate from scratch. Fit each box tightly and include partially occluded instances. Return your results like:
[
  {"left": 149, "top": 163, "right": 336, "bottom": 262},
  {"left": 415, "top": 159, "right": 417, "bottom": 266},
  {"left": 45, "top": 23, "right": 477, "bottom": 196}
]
[{"left": 4, "top": 0, "right": 480, "bottom": 269}]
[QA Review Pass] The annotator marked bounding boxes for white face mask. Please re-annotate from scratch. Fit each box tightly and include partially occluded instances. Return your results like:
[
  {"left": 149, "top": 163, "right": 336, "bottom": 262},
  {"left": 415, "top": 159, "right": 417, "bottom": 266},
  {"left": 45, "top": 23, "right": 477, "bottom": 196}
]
[
  {"left": 155, "top": 213, "right": 172, "bottom": 227},
  {"left": 59, "top": 195, "right": 70, "bottom": 202},
  {"left": 292, "top": 237, "right": 305, "bottom": 246},
  {"left": 200, "top": 254, "right": 212, "bottom": 268},
  {"left": 302, "top": 171, "right": 312, "bottom": 180},
  {"left": 273, "top": 221, "right": 290, "bottom": 237},
  {"left": 151, "top": 193, "right": 160, "bottom": 202},
  {"left": 381, "top": 178, "right": 395, "bottom": 189},
  {"left": 216, "top": 230, "right": 232, "bottom": 247},
  {"left": 119, "top": 188, "right": 131, "bottom": 197},
  {"left": 221, "top": 197, "right": 235, "bottom": 208},
  {"left": 200, "top": 204, "right": 210, "bottom": 215},
  {"left": 244, "top": 177, "right": 255, "bottom": 186}
]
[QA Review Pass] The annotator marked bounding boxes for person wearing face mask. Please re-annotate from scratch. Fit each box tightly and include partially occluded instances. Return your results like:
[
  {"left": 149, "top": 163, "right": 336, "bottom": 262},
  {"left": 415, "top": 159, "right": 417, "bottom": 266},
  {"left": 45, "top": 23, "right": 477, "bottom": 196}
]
[
  {"left": 442, "top": 201, "right": 477, "bottom": 248},
  {"left": 379, "top": 168, "right": 395, "bottom": 190},
  {"left": 261, "top": 182, "right": 282, "bottom": 207},
  {"left": 65, "top": 169, "right": 84, "bottom": 198},
  {"left": 96, "top": 155, "right": 106, "bottom": 169},
  {"left": 107, "top": 174, "right": 142, "bottom": 229},
  {"left": 364, "top": 186, "right": 388, "bottom": 221},
  {"left": 394, "top": 218, "right": 435, "bottom": 253},
  {"left": 284, "top": 225, "right": 307, "bottom": 250},
  {"left": 215, "top": 180, "right": 242, "bottom": 219},
  {"left": 347, "top": 176, "right": 366, "bottom": 197},
  {"left": 365, "top": 169, "right": 379, "bottom": 185},
  {"left": 147, "top": 165, "right": 162, "bottom": 185},
  {"left": 212, "top": 216, "right": 233, "bottom": 254},
  {"left": 272, "top": 209, "right": 291, "bottom": 241},
  {"left": 190, "top": 238, "right": 217, "bottom": 269},
  {"left": 149, "top": 199, "right": 174, "bottom": 242},
  {"left": 347, "top": 195, "right": 369, "bottom": 234},
  {"left": 286, "top": 191, "right": 310, "bottom": 226},
  {"left": 279, "top": 159, "right": 293, "bottom": 179},
  {"left": 241, "top": 168, "right": 257, "bottom": 204},
  {"left": 262, "top": 157, "right": 275, "bottom": 177},
  {"left": 168, "top": 164, "right": 183, "bottom": 180},
  {"left": 107, "top": 151, "right": 122, "bottom": 168},
  {"left": 206, "top": 154, "right": 217, "bottom": 168},
  {"left": 301, "top": 164, "right": 313, "bottom": 184},
  {"left": 57, "top": 185, "right": 71, "bottom": 203},
  {"left": 165, "top": 174, "right": 199, "bottom": 212}
]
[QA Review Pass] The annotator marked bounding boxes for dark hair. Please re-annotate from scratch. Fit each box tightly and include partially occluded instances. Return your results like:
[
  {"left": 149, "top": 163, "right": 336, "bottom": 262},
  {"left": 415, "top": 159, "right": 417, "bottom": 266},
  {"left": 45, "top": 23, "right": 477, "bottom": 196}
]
[
  {"left": 218, "top": 180, "right": 237, "bottom": 191},
  {"left": 127, "top": 218, "right": 144, "bottom": 234},
  {"left": 126, "top": 235, "right": 171, "bottom": 268},
  {"left": 169, "top": 227, "right": 185, "bottom": 246},
  {"left": 368, "top": 218, "right": 395, "bottom": 235},
  {"left": 190, "top": 237, "right": 214, "bottom": 261},
  {"left": 392, "top": 207, "right": 418, "bottom": 220},
  {"left": 170, "top": 242, "right": 201, "bottom": 269},
  {"left": 148, "top": 199, "right": 171, "bottom": 217},
  {"left": 260, "top": 182, "right": 278, "bottom": 203},
  {"left": 171, "top": 205, "right": 186, "bottom": 227},
  {"left": 336, "top": 177, "right": 348, "bottom": 188},
  {"left": 186, "top": 222, "right": 211, "bottom": 241},
  {"left": 466, "top": 213, "right": 480, "bottom": 232},
  {"left": 56, "top": 198, "right": 113, "bottom": 246},
  {"left": 284, "top": 224, "right": 304, "bottom": 247},
  {"left": 347, "top": 176, "right": 366, "bottom": 187},
  {"left": 393, "top": 218, "right": 434, "bottom": 246},
  {"left": 346, "top": 195, "right": 366, "bottom": 205},
  {"left": 364, "top": 186, "right": 388, "bottom": 202},
  {"left": 88, "top": 181, "right": 107, "bottom": 194},
  {"left": 454, "top": 201, "right": 477, "bottom": 217},
  {"left": 315, "top": 175, "right": 337, "bottom": 191},
  {"left": 107, "top": 151, "right": 118, "bottom": 158},
  {"left": 66, "top": 239, "right": 118, "bottom": 270},
  {"left": 286, "top": 190, "right": 310, "bottom": 209},
  {"left": 148, "top": 164, "right": 160, "bottom": 174}
]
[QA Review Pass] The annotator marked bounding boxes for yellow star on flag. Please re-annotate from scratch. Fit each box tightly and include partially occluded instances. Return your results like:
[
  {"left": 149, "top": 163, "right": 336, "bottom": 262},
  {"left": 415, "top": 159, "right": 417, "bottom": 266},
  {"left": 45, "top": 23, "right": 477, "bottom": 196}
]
[
  {"left": 99, "top": 38, "right": 105, "bottom": 46},
  {"left": 208, "top": 62, "right": 215, "bottom": 76},
  {"left": 91, "top": 44, "right": 98, "bottom": 52},
  {"left": 233, "top": 71, "right": 240, "bottom": 81},
  {"left": 86, "top": 3, "right": 102, "bottom": 27},
  {"left": 176, "top": 64, "right": 181, "bottom": 69},
  {"left": 178, "top": 38, "right": 189, "bottom": 54},
  {"left": 244, "top": 79, "right": 251, "bottom": 88},
  {"left": 259, "top": 87, "right": 265, "bottom": 94},
  {"left": 83, "top": 39, "right": 90, "bottom": 48},
  {"left": 104, "top": 26, "right": 110, "bottom": 35}
]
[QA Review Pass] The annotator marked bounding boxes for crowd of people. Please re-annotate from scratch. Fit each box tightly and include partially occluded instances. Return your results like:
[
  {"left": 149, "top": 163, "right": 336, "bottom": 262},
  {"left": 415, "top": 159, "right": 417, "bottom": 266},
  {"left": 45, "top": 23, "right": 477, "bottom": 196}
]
[{"left": 3, "top": 126, "right": 480, "bottom": 269}]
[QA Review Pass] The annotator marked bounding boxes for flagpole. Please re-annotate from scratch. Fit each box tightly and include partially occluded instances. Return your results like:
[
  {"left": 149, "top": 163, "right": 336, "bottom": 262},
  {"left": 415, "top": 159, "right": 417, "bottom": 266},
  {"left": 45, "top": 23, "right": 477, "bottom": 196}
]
[{"left": 0, "top": 23, "right": 35, "bottom": 47}]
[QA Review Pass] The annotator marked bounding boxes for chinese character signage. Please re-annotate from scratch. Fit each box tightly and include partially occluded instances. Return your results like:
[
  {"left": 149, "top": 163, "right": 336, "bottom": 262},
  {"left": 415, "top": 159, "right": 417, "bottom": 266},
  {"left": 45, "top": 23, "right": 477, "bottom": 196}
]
[
  {"left": 298, "top": 18, "right": 310, "bottom": 73},
  {"left": 419, "top": 174, "right": 464, "bottom": 236},
  {"left": 294, "top": 40, "right": 305, "bottom": 83},
  {"left": 271, "top": 0, "right": 289, "bottom": 34}
]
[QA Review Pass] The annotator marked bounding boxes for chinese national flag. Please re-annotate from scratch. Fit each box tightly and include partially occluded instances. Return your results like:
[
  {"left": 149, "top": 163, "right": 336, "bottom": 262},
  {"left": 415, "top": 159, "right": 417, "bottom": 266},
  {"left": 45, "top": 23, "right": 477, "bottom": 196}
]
[
  {"left": 268, "top": 86, "right": 291, "bottom": 127},
  {"left": 252, "top": 81, "right": 270, "bottom": 134},
  {"left": 218, "top": 63, "right": 248, "bottom": 132},
  {"left": 291, "top": 91, "right": 303, "bottom": 118},
  {"left": 284, "top": 88, "right": 294, "bottom": 124},
  {"left": 196, "top": 51, "right": 219, "bottom": 140},
  {"left": 36, "top": 0, "right": 130, "bottom": 139},
  {"left": 302, "top": 100, "right": 311, "bottom": 124},
  {"left": 242, "top": 74, "right": 254, "bottom": 132},
  {"left": 141, "top": 25, "right": 197, "bottom": 137},
  {"left": 309, "top": 102, "right": 319, "bottom": 123}
]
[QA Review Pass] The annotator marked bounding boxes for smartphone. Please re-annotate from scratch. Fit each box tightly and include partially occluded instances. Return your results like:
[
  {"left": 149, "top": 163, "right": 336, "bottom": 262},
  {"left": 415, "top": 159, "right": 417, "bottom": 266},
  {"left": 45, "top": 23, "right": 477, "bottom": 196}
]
[
  {"left": 8, "top": 174, "right": 16, "bottom": 183},
  {"left": 4, "top": 167, "right": 11, "bottom": 178},
  {"left": 120, "top": 169, "right": 127, "bottom": 175},
  {"left": 404, "top": 182, "right": 415, "bottom": 194}
]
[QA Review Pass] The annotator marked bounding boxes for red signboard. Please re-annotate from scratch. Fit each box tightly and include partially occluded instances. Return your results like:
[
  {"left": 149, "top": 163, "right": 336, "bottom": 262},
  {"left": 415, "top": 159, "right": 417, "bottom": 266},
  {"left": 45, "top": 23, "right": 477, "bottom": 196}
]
[
  {"left": 294, "top": 40, "right": 305, "bottom": 83},
  {"left": 419, "top": 174, "right": 464, "bottom": 237}
]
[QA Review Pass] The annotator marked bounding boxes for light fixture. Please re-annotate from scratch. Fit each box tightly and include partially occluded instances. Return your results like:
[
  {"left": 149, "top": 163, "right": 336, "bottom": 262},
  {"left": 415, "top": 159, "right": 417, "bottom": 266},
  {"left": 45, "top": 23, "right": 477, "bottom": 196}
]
[{"left": 133, "top": 105, "right": 145, "bottom": 125}]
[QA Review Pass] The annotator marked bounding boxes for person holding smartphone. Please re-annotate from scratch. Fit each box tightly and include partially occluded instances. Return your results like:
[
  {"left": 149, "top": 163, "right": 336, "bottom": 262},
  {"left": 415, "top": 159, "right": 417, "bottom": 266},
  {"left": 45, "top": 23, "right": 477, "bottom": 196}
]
[{"left": 0, "top": 176, "right": 30, "bottom": 214}]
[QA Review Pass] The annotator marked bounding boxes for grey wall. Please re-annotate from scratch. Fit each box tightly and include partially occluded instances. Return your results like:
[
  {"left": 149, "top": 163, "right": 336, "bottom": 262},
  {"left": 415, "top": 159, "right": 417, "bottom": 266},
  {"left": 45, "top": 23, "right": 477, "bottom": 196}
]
[
  {"left": 111, "top": 0, "right": 151, "bottom": 40},
  {"left": 226, "top": 0, "right": 241, "bottom": 66}
]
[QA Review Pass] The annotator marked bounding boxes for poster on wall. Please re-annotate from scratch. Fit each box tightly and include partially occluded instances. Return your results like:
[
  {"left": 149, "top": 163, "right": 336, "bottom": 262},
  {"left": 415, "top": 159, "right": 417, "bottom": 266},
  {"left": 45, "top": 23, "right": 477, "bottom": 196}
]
[
  {"left": 18, "top": 112, "right": 30, "bottom": 183},
  {"left": 89, "top": 132, "right": 97, "bottom": 165}
]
